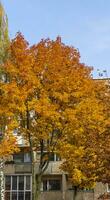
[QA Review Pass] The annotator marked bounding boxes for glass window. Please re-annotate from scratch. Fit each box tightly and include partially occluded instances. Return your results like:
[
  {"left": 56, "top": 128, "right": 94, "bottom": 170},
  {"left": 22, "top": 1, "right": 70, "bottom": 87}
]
[
  {"left": 12, "top": 192, "right": 17, "bottom": 200},
  {"left": 5, "top": 175, "right": 32, "bottom": 200},
  {"left": 12, "top": 176, "right": 17, "bottom": 190},
  {"left": 107, "top": 184, "right": 110, "bottom": 192},
  {"left": 26, "top": 176, "right": 31, "bottom": 190},
  {"left": 13, "top": 153, "right": 24, "bottom": 163},
  {"left": 43, "top": 179, "right": 61, "bottom": 191},
  {"left": 13, "top": 152, "right": 31, "bottom": 163},
  {"left": 49, "top": 153, "right": 61, "bottom": 161},
  {"left": 19, "top": 176, "right": 24, "bottom": 190},
  {"left": 5, "top": 176, "right": 11, "bottom": 190},
  {"left": 43, "top": 180, "right": 47, "bottom": 191},
  {"left": 55, "top": 154, "right": 61, "bottom": 161},
  {"left": 49, "top": 180, "right": 61, "bottom": 191},
  {"left": 24, "top": 153, "right": 31, "bottom": 163},
  {"left": 49, "top": 153, "right": 54, "bottom": 161},
  {"left": 25, "top": 192, "right": 31, "bottom": 200},
  {"left": 18, "top": 192, "right": 24, "bottom": 200}
]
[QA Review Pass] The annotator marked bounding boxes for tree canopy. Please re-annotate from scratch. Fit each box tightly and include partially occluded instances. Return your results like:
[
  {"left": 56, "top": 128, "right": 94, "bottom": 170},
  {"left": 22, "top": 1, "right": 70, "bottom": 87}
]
[
  {"left": 1, "top": 33, "right": 109, "bottom": 199},
  {"left": 0, "top": 2, "right": 9, "bottom": 63},
  {"left": 0, "top": 2, "right": 18, "bottom": 158}
]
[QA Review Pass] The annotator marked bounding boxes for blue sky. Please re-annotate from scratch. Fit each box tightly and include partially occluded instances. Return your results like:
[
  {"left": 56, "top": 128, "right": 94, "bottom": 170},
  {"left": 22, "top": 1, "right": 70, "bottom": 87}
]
[{"left": 2, "top": 0, "right": 110, "bottom": 77}]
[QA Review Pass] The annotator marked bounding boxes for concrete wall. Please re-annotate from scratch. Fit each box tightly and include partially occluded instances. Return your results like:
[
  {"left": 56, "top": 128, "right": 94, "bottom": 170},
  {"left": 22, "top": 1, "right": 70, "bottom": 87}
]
[
  {"left": 94, "top": 182, "right": 107, "bottom": 200},
  {"left": 35, "top": 161, "right": 63, "bottom": 175},
  {"left": 66, "top": 191, "right": 94, "bottom": 200},
  {"left": 40, "top": 191, "right": 62, "bottom": 200},
  {"left": 39, "top": 190, "right": 94, "bottom": 200},
  {"left": 5, "top": 163, "right": 32, "bottom": 174}
]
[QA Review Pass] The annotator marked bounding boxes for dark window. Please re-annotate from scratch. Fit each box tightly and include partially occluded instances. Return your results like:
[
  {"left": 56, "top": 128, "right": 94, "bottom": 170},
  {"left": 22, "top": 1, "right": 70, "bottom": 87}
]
[
  {"left": 5, "top": 176, "right": 11, "bottom": 190},
  {"left": 49, "top": 180, "right": 61, "bottom": 191},
  {"left": 43, "top": 180, "right": 47, "bottom": 191},
  {"left": 12, "top": 176, "right": 17, "bottom": 190},
  {"left": 5, "top": 175, "right": 32, "bottom": 200},
  {"left": 13, "top": 153, "right": 31, "bottom": 163},
  {"left": 43, "top": 179, "right": 61, "bottom": 191},
  {"left": 49, "top": 153, "right": 54, "bottom": 161},
  {"left": 13, "top": 153, "right": 24, "bottom": 163},
  {"left": 19, "top": 176, "right": 24, "bottom": 190},
  {"left": 25, "top": 192, "right": 31, "bottom": 200},
  {"left": 18, "top": 192, "right": 24, "bottom": 200},
  {"left": 49, "top": 153, "right": 61, "bottom": 161},
  {"left": 12, "top": 192, "right": 17, "bottom": 200}
]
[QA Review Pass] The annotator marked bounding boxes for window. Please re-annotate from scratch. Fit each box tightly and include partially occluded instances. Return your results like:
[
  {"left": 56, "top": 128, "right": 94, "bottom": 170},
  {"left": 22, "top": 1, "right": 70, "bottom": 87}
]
[
  {"left": 49, "top": 180, "right": 61, "bottom": 190},
  {"left": 48, "top": 153, "right": 61, "bottom": 161},
  {"left": 107, "top": 184, "right": 110, "bottom": 192},
  {"left": 43, "top": 179, "right": 61, "bottom": 191},
  {"left": 45, "top": 152, "right": 61, "bottom": 161},
  {"left": 24, "top": 153, "right": 31, "bottom": 163},
  {"left": 19, "top": 176, "right": 24, "bottom": 190},
  {"left": 13, "top": 153, "right": 24, "bottom": 163},
  {"left": 5, "top": 175, "right": 32, "bottom": 200},
  {"left": 12, "top": 176, "right": 17, "bottom": 190},
  {"left": 13, "top": 152, "right": 31, "bottom": 163},
  {"left": 5, "top": 176, "right": 11, "bottom": 190},
  {"left": 37, "top": 152, "right": 61, "bottom": 162},
  {"left": 55, "top": 153, "right": 61, "bottom": 161}
]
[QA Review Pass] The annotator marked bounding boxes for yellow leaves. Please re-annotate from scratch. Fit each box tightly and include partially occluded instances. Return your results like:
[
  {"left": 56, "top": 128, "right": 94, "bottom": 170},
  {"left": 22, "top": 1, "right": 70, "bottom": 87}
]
[
  {"left": 60, "top": 143, "right": 99, "bottom": 188},
  {"left": 54, "top": 91, "right": 69, "bottom": 103},
  {"left": 0, "top": 134, "right": 19, "bottom": 158},
  {"left": 71, "top": 168, "right": 83, "bottom": 185},
  {"left": 1, "top": 33, "right": 109, "bottom": 189},
  {"left": 33, "top": 93, "right": 60, "bottom": 124}
]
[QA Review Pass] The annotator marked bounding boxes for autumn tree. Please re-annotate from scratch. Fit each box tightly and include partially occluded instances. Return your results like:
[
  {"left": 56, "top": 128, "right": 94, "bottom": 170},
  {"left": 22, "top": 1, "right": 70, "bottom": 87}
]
[
  {"left": 0, "top": 2, "right": 9, "bottom": 64},
  {"left": 2, "top": 33, "right": 109, "bottom": 200},
  {"left": 95, "top": 78, "right": 110, "bottom": 186},
  {"left": 1, "top": 33, "right": 62, "bottom": 200},
  {"left": 58, "top": 79, "right": 110, "bottom": 200},
  {"left": 28, "top": 37, "right": 110, "bottom": 200},
  {"left": 0, "top": 2, "right": 18, "bottom": 200}
]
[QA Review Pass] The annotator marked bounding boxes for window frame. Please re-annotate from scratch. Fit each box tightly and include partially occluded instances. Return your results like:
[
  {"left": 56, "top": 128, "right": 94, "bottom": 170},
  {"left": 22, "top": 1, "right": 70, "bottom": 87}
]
[
  {"left": 13, "top": 152, "right": 31, "bottom": 164},
  {"left": 43, "top": 178, "right": 61, "bottom": 191},
  {"left": 5, "top": 174, "right": 32, "bottom": 200},
  {"left": 37, "top": 151, "right": 61, "bottom": 162}
]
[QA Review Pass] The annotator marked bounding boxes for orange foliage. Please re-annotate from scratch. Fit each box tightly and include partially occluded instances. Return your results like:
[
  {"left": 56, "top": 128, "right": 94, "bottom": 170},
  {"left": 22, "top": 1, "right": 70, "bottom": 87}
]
[
  {"left": 0, "top": 134, "right": 18, "bottom": 158},
  {"left": 1, "top": 33, "right": 109, "bottom": 190}
]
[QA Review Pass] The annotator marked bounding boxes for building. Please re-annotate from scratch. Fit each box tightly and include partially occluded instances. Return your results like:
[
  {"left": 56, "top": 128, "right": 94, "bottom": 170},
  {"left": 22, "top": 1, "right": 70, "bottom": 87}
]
[{"left": 4, "top": 142, "right": 110, "bottom": 200}]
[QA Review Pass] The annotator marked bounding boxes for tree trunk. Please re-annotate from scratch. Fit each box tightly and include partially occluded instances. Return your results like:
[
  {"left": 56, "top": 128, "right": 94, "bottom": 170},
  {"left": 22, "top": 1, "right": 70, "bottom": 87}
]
[
  {"left": 26, "top": 102, "right": 36, "bottom": 200},
  {"left": 31, "top": 152, "right": 36, "bottom": 200},
  {"left": 35, "top": 174, "right": 42, "bottom": 200},
  {"left": 73, "top": 186, "right": 77, "bottom": 200},
  {"left": 0, "top": 158, "right": 4, "bottom": 200}
]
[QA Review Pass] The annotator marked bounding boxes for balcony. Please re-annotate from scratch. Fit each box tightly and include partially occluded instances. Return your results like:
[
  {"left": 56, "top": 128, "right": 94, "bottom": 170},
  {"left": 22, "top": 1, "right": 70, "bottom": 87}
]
[{"left": 35, "top": 161, "right": 63, "bottom": 175}]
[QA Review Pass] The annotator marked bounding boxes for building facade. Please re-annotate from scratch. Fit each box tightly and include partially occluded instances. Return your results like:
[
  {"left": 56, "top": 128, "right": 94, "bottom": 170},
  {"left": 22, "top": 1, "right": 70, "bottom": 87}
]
[{"left": 4, "top": 149, "right": 109, "bottom": 200}]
